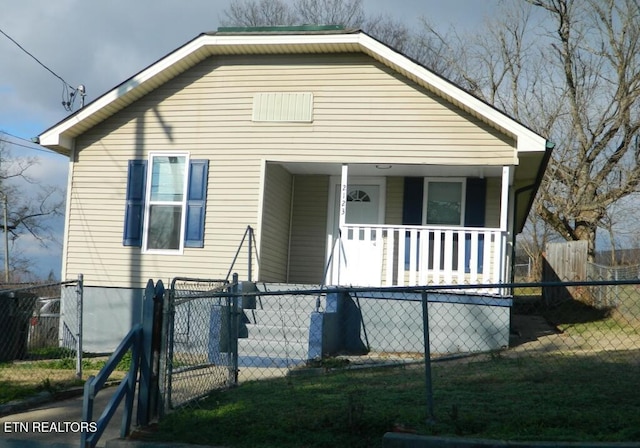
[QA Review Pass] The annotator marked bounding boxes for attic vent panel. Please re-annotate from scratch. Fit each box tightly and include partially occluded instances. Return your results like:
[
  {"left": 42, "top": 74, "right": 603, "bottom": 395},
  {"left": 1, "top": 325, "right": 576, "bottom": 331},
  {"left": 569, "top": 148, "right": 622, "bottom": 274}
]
[{"left": 252, "top": 92, "right": 313, "bottom": 122}]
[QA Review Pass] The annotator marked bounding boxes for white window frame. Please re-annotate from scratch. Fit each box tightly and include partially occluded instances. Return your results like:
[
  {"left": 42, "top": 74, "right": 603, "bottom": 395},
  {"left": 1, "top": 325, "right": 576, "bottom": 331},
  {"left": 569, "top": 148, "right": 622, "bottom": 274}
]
[
  {"left": 142, "top": 152, "right": 190, "bottom": 254},
  {"left": 422, "top": 178, "right": 466, "bottom": 227}
]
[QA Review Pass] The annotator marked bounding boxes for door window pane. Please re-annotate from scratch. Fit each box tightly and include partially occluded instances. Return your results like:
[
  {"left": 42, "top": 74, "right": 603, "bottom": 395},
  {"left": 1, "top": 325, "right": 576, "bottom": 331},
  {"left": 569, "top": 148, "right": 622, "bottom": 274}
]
[{"left": 426, "top": 182, "right": 462, "bottom": 225}]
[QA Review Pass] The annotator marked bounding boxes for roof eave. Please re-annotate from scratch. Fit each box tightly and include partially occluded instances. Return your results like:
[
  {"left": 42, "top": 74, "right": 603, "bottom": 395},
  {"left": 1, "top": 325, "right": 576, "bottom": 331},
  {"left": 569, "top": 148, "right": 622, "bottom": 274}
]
[{"left": 39, "top": 31, "right": 548, "bottom": 156}]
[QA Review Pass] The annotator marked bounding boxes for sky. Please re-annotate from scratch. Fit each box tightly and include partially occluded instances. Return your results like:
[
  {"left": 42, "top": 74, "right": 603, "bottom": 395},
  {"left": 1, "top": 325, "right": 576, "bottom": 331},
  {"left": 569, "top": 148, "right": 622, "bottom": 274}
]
[{"left": 0, "top": 0, "right": 499, "bottom": 280}]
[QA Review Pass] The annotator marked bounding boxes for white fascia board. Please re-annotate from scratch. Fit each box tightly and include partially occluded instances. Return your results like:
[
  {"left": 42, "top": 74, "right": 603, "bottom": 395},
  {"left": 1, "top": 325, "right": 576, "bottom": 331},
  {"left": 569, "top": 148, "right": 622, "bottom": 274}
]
[
  {"left": 39, "top": 36, "right": 214, "bottom": 150},
  {"left": 39, "top": 33, "right": 361, "bottom": 151}
]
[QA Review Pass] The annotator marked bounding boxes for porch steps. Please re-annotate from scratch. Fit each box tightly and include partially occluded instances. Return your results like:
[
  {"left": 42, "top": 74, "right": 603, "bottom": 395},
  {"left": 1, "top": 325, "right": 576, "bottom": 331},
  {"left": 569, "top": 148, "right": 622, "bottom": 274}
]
[
  {"left": 243, "top": 323, "right": 310, "bottom": 341},
  {"left": 236, "top": 283, "right": 322, "bottom": 367}
]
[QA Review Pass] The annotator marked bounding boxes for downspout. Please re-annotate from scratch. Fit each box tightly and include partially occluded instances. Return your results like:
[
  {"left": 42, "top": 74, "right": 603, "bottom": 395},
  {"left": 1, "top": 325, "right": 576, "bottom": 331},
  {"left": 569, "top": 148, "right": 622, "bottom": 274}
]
[
  {"left": 286, "top": 174, "right": 295, "bottom": 283},
  {"left": 510, "top": 140, "right": 555, "bottom": 285},
  {"left": 511, "top": 184, "right": 535, "bottom": 285}
]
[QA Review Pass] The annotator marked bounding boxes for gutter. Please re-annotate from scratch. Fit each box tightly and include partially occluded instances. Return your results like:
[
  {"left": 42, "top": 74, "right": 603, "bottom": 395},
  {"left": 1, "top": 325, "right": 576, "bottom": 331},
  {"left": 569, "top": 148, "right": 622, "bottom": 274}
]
[{"left": 510, "top": 140, "right": 555, "bottom": 284}]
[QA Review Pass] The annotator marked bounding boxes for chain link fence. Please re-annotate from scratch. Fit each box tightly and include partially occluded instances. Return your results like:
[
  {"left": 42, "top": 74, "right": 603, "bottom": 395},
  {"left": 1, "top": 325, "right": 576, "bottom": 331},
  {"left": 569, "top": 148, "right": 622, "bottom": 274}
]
[
  {"left": 586, "top": 262, "right": 640, "bottom": 310},
  {"left": 162, "top": 277, "right": 234, "bottom": 410},
  {"left": 158, "top": 275, "right": 640, "bottom": 442},
  {"left": 0, "top": 277, "right": 84, "bottom": 405}
]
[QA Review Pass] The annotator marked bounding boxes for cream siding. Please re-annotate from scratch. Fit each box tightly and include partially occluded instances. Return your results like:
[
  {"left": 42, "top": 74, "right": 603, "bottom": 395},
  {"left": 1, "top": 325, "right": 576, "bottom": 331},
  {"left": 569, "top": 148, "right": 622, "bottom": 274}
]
[
  {"left": 288, "top": 176, "right": 329, "bottom": 284},
  {"left": 385, "top": 177, "right": 404, "bottom": 225},
  {"left": 259, "top": 164, "right": 293, "bottom": 282},
  {"left": 485, "top": 177, "right": 501, "bottom": 228},
  {"left": 63, "top": 52, "right": 517, "bottom": 287}
]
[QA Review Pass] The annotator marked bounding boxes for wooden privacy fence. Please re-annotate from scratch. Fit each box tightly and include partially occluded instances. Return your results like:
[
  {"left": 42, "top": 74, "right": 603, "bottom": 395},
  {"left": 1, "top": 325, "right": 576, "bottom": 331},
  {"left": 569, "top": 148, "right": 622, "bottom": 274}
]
[{"left": 543, "top": 240, "right": 593, "bottom": 305}]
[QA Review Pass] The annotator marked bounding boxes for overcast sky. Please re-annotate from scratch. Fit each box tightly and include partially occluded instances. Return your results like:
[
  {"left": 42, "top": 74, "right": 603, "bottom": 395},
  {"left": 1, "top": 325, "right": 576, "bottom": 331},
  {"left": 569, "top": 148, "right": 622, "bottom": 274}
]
[{"left": 0, "top": 0, "right": 499, "bottom": 280}]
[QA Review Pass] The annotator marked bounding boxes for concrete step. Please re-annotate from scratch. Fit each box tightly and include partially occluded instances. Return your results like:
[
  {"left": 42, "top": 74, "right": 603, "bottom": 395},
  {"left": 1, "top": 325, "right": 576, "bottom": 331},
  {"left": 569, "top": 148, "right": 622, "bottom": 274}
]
[
  {"left": 250, "top": 295, "right": 321, "bottom": 313},
  {"left": 252, "top": 283, "right": 325, "bottom": 312},
  {"left": 245, "top": 323, "right": 309, "bottom": 342},
  {"left": 238, "top": 338, "right": 308, "bottom": 361},
  {"left": 245, "top": 309, "right": 312, "bottom": 328},
  {"left": 256, "top": 282, "right": 322, "bottom": 292}
]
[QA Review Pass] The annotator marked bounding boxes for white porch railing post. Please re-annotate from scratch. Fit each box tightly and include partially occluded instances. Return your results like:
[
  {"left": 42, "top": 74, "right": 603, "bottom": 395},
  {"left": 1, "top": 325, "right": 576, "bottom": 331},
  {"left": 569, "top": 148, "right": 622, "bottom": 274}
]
[
  {"left": 397, "top": 229, "right": 406, "bottom": 286},
  {"left": 432, "top": 230, "right": 442, "bottom": 285},
  {"left": 385, "top": 228, "right": 394, "bottom": 287},
  {"left": 457, "top": 230, "right": 466, "bottom": 284},
  {"left": 409, "top": 228, "right": 418, "bottom": 285},
  {"left": 469, "top": 232, "right": 479, "bottom": 284}
]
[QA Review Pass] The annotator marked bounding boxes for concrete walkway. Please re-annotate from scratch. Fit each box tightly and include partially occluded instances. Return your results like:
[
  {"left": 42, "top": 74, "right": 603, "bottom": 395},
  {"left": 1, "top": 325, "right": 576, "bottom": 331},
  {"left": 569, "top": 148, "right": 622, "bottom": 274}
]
[{"left": 0, "top": 388, "right": 127, "bottom": 448}]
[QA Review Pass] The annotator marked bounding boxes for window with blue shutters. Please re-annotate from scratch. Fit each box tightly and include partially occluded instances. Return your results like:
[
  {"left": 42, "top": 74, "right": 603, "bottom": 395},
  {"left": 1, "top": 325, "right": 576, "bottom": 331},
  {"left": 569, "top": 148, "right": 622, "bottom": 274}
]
[
  {"left": 123, "top": 153, "right": 209, "bottom": 252},
  {"left": 401, "top": 177, "right": 486, "bottom": 272}
]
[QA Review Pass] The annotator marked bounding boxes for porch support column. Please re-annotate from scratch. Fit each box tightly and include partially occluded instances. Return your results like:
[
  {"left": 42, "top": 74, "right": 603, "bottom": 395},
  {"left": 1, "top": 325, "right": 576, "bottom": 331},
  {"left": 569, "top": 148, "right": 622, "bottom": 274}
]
[
  {"left": 497, "top": 166, "right": 512, "bottom": 285},
  {"left": 499, "top": 166, "right": 511, "bottom": 231},
  {"left": 339, "top": 164, "right": 349, "bottom": 229}
]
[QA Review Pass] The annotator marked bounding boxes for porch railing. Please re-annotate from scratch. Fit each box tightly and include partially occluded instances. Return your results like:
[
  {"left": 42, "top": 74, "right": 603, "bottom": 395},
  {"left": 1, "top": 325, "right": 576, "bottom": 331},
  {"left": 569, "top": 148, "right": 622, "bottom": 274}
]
[{"left": 339, "top": 224, "right": 507, "bottom": 287}]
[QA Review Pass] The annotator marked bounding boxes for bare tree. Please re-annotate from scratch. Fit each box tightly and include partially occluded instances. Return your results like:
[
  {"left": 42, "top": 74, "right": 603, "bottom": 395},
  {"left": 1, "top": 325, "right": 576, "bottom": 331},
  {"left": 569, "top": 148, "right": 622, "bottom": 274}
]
[
  {"left": 221, "top": 0, "right": 416, "bottom": 49},
  {"left": 528, "top": 0, "right": 640, "bottom": 261},
  {"left": 221, "top": 0, "right": 640, "bottom": 263},
  {"left": 0, "top": 137, "right": 65, "bottom": 281},
  {"left": 221, "top": 0, "right": 297, "bottom": 27},
  {"left": 419, "top": 0, "right": 640, "bottom": 262},
  {"left": 295, "top": 0, "right": 365, "bottom": 26}
]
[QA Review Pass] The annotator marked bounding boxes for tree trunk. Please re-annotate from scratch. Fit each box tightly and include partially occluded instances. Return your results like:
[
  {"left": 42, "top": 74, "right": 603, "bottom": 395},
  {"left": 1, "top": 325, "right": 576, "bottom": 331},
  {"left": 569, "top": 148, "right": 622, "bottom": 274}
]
[{"left": 574, "top": 221, "right": 597, "bottom": 263}]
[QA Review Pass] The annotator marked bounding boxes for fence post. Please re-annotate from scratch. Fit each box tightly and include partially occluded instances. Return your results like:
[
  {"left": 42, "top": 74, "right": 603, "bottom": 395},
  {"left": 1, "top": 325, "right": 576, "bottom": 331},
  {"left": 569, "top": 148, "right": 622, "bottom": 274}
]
[
  {"left": 76, "top": 273, "right": 84, "bottom": 379},
  {"left": 137, "top": 279, "right": 157, "bottom": 427},
  {"left": 421, "top": 291, "right": 435, "bottom": 423},
  {"left": 248, "top": 226, "right": 253, "bottom": 282},
  {"left": 230, "top": 273, "right": 240, "bottom": 386},
  {"left": 157, "top": 282, "right": 174, "bottom": 418},
  {"left": 149, "top": 281, "right": 164, "bottom": 421}
]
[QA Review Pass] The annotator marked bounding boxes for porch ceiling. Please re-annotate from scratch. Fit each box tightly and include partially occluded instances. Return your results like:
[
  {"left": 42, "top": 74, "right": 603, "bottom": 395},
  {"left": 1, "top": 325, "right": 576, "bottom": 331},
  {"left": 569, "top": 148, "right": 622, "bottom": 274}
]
[{"left": 278, "top": 162, "right": 505, "bottom": 178}]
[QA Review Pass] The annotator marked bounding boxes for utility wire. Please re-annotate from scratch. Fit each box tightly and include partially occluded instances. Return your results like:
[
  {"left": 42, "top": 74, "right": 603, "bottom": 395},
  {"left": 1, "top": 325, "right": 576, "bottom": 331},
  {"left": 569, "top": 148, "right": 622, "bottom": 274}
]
[
  {"left": 0, "top": 27, "right": 74, "bottom": 90},
  {"left": 0, "top": 26, "right": 83, "bottom": 111},
  {"left": 0, "top": 132, "right": 57, "bottom": 154}
]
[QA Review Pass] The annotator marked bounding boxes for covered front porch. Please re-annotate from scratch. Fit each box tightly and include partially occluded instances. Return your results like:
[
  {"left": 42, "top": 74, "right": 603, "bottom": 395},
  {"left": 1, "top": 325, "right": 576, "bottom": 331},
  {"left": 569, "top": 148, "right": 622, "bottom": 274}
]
[{"left": 258, "top": 161, "right": 521, "bottom": 289}]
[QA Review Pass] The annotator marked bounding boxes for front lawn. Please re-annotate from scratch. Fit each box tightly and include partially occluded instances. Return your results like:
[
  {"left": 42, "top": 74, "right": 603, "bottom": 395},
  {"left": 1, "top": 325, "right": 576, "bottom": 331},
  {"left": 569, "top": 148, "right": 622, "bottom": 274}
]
[{"left": 154, "top": 352, "right": 640, "bottom": 447}]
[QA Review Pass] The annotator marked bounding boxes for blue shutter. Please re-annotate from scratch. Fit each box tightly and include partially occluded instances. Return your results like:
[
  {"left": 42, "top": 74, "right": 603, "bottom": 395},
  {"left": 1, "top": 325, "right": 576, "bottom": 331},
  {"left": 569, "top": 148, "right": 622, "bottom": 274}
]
[
  {"left": 464, "top": 177, "right": 487, "bottom": 272},
  {"left": 184, "top": 159, "right": 209, "bottom": 248},
  {"left": 123, "top": 160, "right": 147, "bottom": 247},
  {"left": 464, "top": 177, "right": 487, "bottom": 227},
  {"left": 402, "top": 178, "right": 424, "bottom": 269},
  {"left": 402, "top": 177, "right": 424, "bottom": 225}
]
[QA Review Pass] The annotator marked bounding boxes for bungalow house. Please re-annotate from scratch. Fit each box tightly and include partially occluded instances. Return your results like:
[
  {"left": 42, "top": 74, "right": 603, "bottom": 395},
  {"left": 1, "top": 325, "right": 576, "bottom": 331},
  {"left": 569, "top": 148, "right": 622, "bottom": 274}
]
[{"left": 39, "top": 26, "right": 551, "bottom": 355}]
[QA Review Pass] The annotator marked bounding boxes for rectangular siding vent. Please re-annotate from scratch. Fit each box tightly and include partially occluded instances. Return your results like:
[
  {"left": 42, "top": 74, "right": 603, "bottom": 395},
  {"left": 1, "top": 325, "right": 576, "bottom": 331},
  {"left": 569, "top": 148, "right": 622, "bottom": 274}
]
[{"left": 252, "top": 92, "right": 313, "bottom": 122}]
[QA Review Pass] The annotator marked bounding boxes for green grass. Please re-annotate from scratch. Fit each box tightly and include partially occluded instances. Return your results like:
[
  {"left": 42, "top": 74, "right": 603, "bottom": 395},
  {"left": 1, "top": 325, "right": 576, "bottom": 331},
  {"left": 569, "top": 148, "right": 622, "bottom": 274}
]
[
  {"left": 154, "top": 354, "right": 640, "bottom": 447},
  {"left": 0, "top": 350, "right": 132, "bottom": 405}
]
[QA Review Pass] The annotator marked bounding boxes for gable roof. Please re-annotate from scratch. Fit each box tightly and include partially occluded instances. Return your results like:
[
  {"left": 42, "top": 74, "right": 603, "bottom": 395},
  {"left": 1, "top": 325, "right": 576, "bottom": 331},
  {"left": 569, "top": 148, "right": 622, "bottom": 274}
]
[{"left": 39, "top": 28, "right": 549, "bottom": 157}]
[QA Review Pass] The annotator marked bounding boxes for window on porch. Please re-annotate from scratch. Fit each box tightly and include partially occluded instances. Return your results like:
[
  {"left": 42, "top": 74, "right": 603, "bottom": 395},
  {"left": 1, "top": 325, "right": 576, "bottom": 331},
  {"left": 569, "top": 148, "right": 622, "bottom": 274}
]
[{"left": 402, "top": 177, "right": 485, "bottom": 273}]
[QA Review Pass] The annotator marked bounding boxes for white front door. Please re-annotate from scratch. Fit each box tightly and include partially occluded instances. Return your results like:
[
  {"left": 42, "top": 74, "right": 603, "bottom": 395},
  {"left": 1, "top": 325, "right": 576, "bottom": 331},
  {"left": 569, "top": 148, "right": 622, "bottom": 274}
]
[{"left": 327, "top": 178, "right": 385, "bottom": 286}]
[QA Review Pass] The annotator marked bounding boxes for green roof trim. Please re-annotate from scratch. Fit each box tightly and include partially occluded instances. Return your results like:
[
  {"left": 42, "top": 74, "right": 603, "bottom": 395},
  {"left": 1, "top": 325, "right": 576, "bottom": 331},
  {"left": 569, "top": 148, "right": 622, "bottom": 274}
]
[{"left": 217, "top": 25, "right": 345, "bottom": 33}]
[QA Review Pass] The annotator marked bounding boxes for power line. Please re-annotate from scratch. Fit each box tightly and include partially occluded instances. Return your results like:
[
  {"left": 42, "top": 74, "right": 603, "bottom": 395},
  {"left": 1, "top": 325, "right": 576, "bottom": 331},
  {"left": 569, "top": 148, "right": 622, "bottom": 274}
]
[
  {"left": 0, "top": 27, "right": 73, "bottom": 90},
  {"left": 0, "top": 132, "right": 58, "bottom": 155},
  {"left": 0, "top": 26, "right": 85, "bottom": 111}
]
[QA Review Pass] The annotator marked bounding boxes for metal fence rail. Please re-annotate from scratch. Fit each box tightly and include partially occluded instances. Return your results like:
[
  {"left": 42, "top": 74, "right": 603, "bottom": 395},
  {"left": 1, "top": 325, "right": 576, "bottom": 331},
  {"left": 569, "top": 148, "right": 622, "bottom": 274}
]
[
  {"left": 0, "top": 277, "right": 83, "bottom": 403},
  {"left": 159, "top": 276, "right": 640, "bottom": 432}
]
